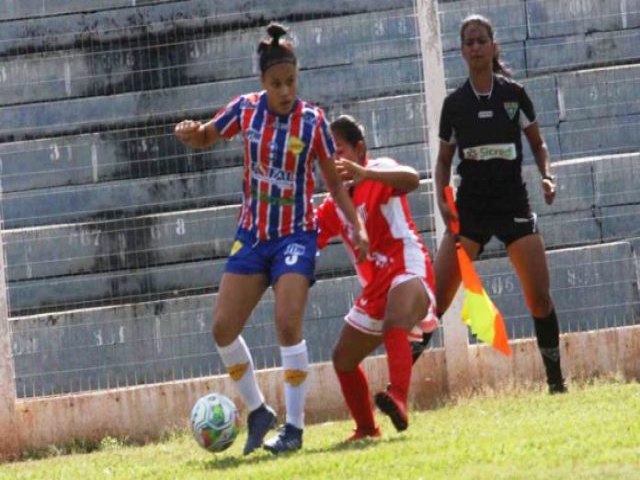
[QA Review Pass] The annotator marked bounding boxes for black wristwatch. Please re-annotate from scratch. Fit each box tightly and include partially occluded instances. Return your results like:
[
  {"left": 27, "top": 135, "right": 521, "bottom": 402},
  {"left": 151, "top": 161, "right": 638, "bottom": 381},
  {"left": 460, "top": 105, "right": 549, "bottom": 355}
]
[{"left": 542, "top": 173, "right": 555, "bottom": 182}]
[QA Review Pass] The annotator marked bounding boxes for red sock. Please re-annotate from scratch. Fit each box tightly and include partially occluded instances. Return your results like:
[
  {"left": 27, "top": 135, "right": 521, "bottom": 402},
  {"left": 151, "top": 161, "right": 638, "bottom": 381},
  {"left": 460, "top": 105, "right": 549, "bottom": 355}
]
[
  {"left": 384, "top": 327, "right": 412, "bottom": 402},
  {"left": 335, "top": 366, "right": 376, "bottom": 431}
]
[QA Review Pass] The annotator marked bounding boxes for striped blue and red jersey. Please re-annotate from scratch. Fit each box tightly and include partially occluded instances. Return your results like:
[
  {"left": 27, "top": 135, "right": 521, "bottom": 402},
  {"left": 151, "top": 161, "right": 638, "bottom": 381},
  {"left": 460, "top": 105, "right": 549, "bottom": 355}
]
[{"left": 213, "top": 91, "right": 335, "bottom": 241}]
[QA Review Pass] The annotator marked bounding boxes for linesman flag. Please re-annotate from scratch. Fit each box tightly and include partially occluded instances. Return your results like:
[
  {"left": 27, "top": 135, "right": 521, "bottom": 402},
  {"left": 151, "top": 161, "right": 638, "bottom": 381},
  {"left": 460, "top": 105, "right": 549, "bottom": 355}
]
[{"left": 444, "top": 186, "right": 511, "bottom": 356}]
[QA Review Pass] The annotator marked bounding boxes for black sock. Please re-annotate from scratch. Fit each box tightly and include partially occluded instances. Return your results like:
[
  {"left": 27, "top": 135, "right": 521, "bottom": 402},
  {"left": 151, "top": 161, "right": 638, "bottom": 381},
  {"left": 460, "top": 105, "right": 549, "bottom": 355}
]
[
  {"left": 410, "top": 331, "right": 434, "bottom": 365},
  {"left": 533, "top": 309, "right": 564, "bottom": 387}
]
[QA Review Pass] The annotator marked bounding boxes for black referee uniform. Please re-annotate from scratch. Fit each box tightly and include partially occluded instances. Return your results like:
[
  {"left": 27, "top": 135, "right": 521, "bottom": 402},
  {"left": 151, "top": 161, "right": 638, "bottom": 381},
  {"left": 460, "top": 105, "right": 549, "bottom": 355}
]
[{"left": 439, "top": 74, "right": 539, "bottom": 248}]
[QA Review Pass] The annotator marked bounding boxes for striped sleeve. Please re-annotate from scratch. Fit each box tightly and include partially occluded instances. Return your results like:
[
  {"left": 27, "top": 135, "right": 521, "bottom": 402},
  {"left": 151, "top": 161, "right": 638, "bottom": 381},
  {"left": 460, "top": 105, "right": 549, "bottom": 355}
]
[
  {"left": 212, "top": 96, "right": 243, "bottom": 139},
  {"left": 313, "top": 109, "right": 336, "bottom": 162}
]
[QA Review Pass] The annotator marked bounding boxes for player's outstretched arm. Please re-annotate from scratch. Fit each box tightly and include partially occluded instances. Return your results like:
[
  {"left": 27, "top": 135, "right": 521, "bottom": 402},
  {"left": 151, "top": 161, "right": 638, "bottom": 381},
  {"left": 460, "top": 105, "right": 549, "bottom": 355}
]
[
  {"left": 336, "top": 158, "right": 419, "bottom": 193},
  {"left": 175, "top": 118, "right": 221, "bottom": 149}
]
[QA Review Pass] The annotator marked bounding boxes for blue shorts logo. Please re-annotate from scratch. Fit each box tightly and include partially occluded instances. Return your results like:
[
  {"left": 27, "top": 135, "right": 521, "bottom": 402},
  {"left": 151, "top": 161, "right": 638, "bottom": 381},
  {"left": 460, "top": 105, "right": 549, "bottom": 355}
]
[{"left": 284, "top": 243, "right": 306, "bottom": 266}]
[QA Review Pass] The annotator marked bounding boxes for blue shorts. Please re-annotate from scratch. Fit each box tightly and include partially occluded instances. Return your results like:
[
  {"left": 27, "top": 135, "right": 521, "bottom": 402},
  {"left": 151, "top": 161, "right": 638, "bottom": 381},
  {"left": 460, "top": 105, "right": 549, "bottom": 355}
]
[{"left": 225, "top": 229, "right": 318, "bottom": 286}]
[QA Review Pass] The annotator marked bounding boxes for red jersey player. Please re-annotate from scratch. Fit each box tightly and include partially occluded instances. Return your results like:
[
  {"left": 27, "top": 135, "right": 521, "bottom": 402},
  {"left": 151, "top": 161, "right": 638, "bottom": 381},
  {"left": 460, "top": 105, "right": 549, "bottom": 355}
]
[
  {"left": 316, "top": 115, "right": 437, "bottom": 440},
  {"left": 175, "top": 24, "right": 368, "bottom": 455}
]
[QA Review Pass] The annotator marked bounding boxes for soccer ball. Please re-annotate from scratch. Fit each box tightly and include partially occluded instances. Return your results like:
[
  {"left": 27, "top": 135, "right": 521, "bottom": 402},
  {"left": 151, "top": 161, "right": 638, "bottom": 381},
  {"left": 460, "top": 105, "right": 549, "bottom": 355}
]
[{"left": 190, "top": 393, "right": 240, "bottom": 453}]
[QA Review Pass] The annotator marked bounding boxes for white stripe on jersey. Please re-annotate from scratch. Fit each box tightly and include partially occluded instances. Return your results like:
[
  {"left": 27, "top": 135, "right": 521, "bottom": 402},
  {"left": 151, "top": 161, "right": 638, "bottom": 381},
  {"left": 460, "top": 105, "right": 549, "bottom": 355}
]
[{"left": 380, "top": 197, "right": 426, "bottom": 277}]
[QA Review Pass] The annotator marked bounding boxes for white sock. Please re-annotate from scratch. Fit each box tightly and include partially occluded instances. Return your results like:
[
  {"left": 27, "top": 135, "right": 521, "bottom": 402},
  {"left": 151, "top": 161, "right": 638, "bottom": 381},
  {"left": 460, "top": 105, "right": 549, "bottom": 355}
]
[
  {"left": 281, "top": 340, "right": 309, "bottom": 429},
  {"left": 216, "top": 336, "right": 264, "bottom": 412}
]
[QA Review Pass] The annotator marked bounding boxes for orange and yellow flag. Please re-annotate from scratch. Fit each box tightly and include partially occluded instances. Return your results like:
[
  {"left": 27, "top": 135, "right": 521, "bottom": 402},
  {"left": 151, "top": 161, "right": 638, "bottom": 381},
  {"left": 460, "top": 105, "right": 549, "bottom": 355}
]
[{"left": 444, "top": 186, "right": 511, "bottom": 356}]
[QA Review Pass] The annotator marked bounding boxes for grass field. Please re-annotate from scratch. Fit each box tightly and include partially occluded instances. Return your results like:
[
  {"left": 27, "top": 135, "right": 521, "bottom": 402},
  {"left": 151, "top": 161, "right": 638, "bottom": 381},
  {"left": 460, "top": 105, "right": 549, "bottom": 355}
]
[{"left": 1, "top": 380, "right": 638, "bottom": 480}]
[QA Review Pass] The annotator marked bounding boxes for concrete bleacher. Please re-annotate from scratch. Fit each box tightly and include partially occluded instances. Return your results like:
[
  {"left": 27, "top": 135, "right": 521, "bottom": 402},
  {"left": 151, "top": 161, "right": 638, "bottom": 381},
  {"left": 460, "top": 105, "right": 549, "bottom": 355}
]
[{"left": 1, "top": 0, "right": 639, "bottom": 396}]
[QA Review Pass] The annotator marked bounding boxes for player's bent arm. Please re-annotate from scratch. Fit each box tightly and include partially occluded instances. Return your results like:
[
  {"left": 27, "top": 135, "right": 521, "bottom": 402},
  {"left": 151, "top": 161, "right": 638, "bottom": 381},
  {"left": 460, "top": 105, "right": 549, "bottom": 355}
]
[
  {"left": 175, "top": 118, "right": 222, "bottom": 149},
  {"left": 318, "top": 157, "right": 369, "bottom": 261},
  {"left": 364, "top": 165, "right": 419, "bottom": 193}
]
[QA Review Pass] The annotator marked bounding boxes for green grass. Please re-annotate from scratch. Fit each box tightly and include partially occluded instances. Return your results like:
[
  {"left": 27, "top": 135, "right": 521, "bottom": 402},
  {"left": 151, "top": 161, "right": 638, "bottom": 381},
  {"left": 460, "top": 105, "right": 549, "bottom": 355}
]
[{"left": 2, "top": 381, "right": 639, "bottom": 480}]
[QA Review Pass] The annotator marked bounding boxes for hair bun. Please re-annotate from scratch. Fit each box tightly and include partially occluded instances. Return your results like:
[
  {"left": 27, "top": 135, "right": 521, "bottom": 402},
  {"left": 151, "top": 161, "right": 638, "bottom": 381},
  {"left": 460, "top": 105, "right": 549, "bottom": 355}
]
[{"left": 266, "top": 23, "right": 287, "bottom": 45}]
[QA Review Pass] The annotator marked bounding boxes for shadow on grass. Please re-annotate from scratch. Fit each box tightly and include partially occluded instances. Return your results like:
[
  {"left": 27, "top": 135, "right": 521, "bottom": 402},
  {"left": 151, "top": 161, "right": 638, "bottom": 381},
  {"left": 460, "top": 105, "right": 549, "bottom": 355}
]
[{"left": 191, "top": 435, "right": 408, "bottom": 471}]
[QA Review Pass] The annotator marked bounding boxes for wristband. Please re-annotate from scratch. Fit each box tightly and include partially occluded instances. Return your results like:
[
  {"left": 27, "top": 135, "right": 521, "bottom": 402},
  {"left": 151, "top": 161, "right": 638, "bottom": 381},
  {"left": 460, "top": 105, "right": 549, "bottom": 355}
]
[{"left": 542, "top": 174, "right": 555, "bottom": 182}]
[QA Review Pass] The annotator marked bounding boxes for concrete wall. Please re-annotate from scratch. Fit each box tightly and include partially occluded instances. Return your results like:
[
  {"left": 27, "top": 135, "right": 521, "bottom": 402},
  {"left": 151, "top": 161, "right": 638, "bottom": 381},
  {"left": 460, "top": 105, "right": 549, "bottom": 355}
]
[{"left": 12, "top": 325, "right": 640, "bottom": 455}]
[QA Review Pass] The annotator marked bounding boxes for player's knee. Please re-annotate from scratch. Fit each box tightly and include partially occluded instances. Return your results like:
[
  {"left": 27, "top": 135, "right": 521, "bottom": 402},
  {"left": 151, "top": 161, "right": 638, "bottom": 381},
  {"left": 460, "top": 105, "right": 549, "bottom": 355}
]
[
  {"left": 276, "top": 320, "right": 302, "bottom": 345},
  {"left": 212, "top": 317, "right": 233, "bottom": 347},
  {"left": 332, "top": 348, "right": 355, "bottom": 372},
  {"left": 528, "top": 293, "right": 553, "bottom": 318}
]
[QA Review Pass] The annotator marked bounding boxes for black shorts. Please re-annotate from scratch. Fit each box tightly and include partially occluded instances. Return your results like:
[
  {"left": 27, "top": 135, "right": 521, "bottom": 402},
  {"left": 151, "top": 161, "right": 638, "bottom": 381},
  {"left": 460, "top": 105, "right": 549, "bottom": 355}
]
[{"left": 458, "top": 208, "right": 539, "bottom": 248}]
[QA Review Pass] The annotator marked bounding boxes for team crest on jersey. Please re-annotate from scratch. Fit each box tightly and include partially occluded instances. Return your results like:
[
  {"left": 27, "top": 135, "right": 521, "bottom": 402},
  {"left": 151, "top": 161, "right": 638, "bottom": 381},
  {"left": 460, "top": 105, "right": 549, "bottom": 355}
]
[
  {"left": 230, "top": 240, "right": 243, "bottom": 256},
  {"left": 288, "top": 136, "right": 304, "bottom": 155},
  {"left": 504, "top": 102, "right": 519, "bottom": 120}
]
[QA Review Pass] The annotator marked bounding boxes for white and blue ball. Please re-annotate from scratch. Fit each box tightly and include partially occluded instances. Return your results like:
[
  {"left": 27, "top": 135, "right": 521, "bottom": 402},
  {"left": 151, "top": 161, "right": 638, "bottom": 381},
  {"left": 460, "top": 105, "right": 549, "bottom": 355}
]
[{"left": 190, "top": 393, "right": 240, "bottom": 452}]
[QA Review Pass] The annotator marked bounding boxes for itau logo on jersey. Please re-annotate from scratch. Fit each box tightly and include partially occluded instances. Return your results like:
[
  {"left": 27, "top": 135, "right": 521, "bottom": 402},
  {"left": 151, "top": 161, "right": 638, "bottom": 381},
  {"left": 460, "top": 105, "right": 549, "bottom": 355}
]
[{"left": 504, "top": 102, "right": 519, "bottom": 120}]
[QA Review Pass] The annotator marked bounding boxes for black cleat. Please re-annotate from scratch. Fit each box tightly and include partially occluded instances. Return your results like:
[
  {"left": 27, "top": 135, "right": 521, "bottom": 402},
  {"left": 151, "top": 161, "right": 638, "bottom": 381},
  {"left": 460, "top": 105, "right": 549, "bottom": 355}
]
[
  {"left": 243, "top": 404, "right": 277, "bottom": 455},
  {"left": 263, "top": 423, "right": 303, "bottom": 454}
]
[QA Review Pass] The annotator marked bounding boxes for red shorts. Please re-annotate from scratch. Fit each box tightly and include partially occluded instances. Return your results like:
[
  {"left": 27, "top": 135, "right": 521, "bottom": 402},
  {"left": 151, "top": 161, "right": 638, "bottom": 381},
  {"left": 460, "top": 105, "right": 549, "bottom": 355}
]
[{"left": 345, "top": 272, "right": 438, "bottom": 341}]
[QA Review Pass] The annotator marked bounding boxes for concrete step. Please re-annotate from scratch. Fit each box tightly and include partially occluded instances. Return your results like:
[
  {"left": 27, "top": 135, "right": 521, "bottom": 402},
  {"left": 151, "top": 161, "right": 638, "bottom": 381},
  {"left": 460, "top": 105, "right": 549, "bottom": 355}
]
[
  {"left": 10, "top": 239, "right": 639, "bottom": 396},
  {"left": 477, "top": 241, "right": 640, "bottom": 341},
  {"left": 0, "top": 56, "right": 424, "bottom": 142},
  {"left": 7, "top": 151, "right": 637, "bottom": 283},
  {"left": 526, "top": 29, "right": 640, "bottom": 76},
  {"left": 0, "top": 8, "right": 418, "bottom": 106},
  {"left": 0, "top": 0, "right": 412, "bottom": 56},
  {"left": 5, "top": 186, "right": 435, "bottom": 314},
  {"left": 0, "top": 1, "right": 177, "bottom": 21},
  {"left": 525, "top": 0, "right": 640, "bottom": 39},
  {"left": 0, "top": 95, "right": 428, "bottom": 193}
]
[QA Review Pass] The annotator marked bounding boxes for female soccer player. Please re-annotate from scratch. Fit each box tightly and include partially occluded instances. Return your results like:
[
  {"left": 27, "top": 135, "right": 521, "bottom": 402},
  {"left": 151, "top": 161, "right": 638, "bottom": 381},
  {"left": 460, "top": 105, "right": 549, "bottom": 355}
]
[
  {"left": 175, "top": 24, "right": 368, "bottom": 454},
  {"left": 316, "top": 115, "right": 437, "bottom": 440},
  {"left": 434, "top": 14, "right": 566, "bottom": 393}
]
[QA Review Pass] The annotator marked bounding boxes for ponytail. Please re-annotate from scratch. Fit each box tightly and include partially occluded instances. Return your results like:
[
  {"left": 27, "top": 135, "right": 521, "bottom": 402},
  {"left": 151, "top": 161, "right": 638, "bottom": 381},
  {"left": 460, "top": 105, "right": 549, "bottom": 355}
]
[{"left": 257, "top": 22, "right": 297, "bottom": 74}]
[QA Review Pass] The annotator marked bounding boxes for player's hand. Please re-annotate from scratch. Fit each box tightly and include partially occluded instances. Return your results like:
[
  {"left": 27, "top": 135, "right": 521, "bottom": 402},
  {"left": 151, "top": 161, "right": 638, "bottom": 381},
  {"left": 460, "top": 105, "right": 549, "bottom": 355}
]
[
  {"left": 352, "top": 222, "right": 369, "bottom": 263},
  {"left": 438, "top": 200, "right": 459, "bottom": 234},
  {"left": 336, "top": 158, "right": 368, "bottom": 185},
  {"left": 542, "top": 177, "right": 556, "bottom": 205},
  {"left": 175, "top": 120, "right": 203, "bottom": 145}
]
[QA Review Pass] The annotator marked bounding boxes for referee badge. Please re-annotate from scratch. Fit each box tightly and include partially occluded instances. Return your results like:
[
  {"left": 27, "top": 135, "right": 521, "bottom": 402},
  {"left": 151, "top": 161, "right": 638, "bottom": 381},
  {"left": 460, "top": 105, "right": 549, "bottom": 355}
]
[{"left": 504, "top": 102, "right": 519, "bottom": 120}]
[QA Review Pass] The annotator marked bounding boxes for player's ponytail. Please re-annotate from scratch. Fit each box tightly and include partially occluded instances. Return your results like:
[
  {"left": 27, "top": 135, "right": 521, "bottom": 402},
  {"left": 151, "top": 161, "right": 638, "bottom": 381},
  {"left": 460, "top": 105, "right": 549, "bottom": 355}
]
[
  {"left": 257, "top": 23, "right": 297, "bottom": 74},
  {"left": 460, "top": 14, "right": 512, "bottom": 78}
]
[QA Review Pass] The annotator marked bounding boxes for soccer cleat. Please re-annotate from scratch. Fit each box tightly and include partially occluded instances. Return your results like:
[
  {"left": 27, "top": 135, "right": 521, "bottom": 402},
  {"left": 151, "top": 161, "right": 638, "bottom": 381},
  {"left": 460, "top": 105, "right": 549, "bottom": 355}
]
[
  {"left": 345, "top": 426, "right": 381, "bottom": 442},
  {"left": 263, "top": 423, "right": 303, "bottom": 454},
  {"left": 243, "top": 403, "right": 277, "bottom": 455},
  {"left": 548, "top": 382, "right": 568, "bottom": 395},
  {"left": 374, "top": 390, "right": 408, "bottom": 432}
]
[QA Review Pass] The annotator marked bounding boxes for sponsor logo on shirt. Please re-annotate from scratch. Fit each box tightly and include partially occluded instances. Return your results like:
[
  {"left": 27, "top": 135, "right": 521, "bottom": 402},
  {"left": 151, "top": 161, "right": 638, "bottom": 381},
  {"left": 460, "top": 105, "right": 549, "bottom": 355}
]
[
  {"left": 251, "top": 163, "right": 295, "bottom": 188},
  {"left": 504, "top": 102, "right": 519, "bottom": 120},
  {"left": 463, "top": 143, "right": 517, "bottom": 161},
  {"left": 478, "top": 110, "right": 494, "bottom": 119}
]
